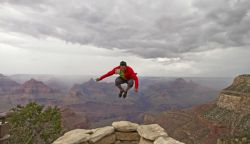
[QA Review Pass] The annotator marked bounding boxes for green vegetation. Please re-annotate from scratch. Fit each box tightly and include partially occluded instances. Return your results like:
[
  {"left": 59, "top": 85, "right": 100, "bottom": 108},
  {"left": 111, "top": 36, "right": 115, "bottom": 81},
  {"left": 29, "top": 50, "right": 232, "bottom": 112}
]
[
  {"left": 247, "top": 130, "right": 250, "bottom": 139},
  {"left": 8, "top": 102, "right": 62, "bottom": 144}
]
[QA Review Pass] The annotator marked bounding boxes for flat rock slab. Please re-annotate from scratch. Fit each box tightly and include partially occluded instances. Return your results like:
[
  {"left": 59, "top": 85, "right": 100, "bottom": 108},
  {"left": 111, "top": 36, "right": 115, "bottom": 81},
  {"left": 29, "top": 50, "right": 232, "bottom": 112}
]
[
  {"left": 137, "top": 124, "right": 168, "bottom": 141},
  {"left": 115, "top": 140, "right": 139, "bottom": 144},
  {"left": 53, "top": 129, "right": 91, "bottom": 144},
  {"left": 112, "top": 121, "right": 139, "bottom": 132},
  {"left": 88, "top": 126, "right": 114, "bottom": 143}
]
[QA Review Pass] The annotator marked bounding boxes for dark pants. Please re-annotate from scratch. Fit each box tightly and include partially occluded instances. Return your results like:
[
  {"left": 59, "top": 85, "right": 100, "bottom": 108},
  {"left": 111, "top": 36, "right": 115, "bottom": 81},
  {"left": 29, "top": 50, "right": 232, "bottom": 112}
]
[{"left": 115, "top": 77, "right": 134, "bottom": 91}]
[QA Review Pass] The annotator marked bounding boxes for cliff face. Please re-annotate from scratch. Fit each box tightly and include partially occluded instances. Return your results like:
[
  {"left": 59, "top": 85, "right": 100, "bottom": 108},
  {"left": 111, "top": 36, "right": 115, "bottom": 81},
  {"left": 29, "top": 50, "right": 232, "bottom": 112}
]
[
  {"left": 217, "top": 75, "right": 250, "bottom": 113},
  {"left": 141, "top": 75, "right": 250, "bottom": 144}
]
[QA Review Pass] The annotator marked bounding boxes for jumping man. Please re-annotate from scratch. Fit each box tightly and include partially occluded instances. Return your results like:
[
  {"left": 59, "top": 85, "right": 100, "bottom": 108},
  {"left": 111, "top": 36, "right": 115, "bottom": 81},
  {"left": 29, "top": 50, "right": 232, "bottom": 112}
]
[{"left": 96, "top": 61, "right": 139, "bottom": 98}]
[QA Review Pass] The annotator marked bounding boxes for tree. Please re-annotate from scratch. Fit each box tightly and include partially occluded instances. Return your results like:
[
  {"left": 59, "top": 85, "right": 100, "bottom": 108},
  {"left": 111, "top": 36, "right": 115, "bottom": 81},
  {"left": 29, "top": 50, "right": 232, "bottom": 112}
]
[{"left": 8, "top": 102, "right": 62, "bottom": 144}]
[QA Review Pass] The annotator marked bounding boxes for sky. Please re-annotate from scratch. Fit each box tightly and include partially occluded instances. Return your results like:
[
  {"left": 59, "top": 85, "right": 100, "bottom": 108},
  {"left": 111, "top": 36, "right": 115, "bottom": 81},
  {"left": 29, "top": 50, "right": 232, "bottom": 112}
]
[{"left": 0, "top": 0, "right": 250, "bottom": 77}]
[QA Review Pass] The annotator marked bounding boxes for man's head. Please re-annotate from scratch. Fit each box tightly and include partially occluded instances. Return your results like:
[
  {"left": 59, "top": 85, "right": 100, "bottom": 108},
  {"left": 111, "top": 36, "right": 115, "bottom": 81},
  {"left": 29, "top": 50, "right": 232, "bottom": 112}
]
[{"left": 120, "top": 61, "right": 127, "bottom": 71}]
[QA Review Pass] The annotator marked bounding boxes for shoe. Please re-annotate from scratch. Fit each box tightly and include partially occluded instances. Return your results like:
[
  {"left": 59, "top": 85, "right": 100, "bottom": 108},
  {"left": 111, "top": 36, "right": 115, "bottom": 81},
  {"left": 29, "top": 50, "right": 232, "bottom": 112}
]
[
  {"left": 123, "top": 91, "right": 127, "bottom": 98},
  {"left": 119, "top": 90, "right": 124, "bottom": 98}
]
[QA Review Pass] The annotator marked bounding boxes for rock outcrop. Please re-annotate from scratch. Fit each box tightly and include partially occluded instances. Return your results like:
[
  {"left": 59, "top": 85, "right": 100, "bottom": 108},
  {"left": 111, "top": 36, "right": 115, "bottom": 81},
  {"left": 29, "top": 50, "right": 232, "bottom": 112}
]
[
  {"left": 53, "top": 121, "right": 184, "bottom": 144},
  {"left": 137, "top": 124, "right": 167, "bottom": 141},
  {"left": 142, "top": 74, "right": 250, "bottom": 144},
  {"left": 217, "top": 75, "right": 250, "bottom": 113}
]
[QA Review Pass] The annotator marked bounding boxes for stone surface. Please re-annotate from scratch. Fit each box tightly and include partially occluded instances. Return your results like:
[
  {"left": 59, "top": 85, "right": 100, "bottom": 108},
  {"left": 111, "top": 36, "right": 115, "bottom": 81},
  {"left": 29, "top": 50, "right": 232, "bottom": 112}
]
[
  {"left": 53, "top": 121, "right": 184, "bottom": 144},
  {"left": 137, "top": 124, "right": 168, "bottom": 141},
  {"left": 0, "top": 134, "right": 10, "bottom": 144},
  {"left": 154, "top": 136, "right": 185, "bottom": 144},
  {"left": 93, "top": 134, "right": 116, "bottom": 144},
  {"left": 115, "top": 140, "right": 139, "bottom": 144},
  {"left": 88, "top": 126, "right": 114, "bottom": 143},
  {"left": 0, "top": 123, "right": 10, "bottom": 138},
  {"left": 53, "top": 129, "right": 90, "bottom": 144},
  {"left": 115, "top": 131, "right": 140, "bottom": 141},
  {"left": 67, "top": 129, "right": 93, "bottom": 135},
  {"left": 139, "top": 137, "right": 154, "bottom": 144},
  {"left": 112, "top": 121, "right": 139, "bottom": 132}
]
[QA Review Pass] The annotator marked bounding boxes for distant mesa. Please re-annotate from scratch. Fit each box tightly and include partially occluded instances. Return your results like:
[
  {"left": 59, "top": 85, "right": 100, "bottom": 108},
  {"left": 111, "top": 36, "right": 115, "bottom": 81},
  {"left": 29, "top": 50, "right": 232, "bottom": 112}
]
[
  {"left": 173, "top": 78, "right": 187, "bottom": 84},
  {"left": 16, "top": 78, "right": 54, "bottom": 94},
  {"left": 0, "top": 73, "right": 20, "bottom": 93},
  {"left": 67, "top": 78, "right": 114, "bottom": 100},
  {"left": 217, "top": 74, "right": 250, "bottom": 113}
]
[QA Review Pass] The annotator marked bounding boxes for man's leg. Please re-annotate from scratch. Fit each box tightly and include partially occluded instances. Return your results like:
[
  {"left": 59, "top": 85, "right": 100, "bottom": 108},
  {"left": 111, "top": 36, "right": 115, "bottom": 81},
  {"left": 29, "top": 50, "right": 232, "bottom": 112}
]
[
  {"left": 123, "top": 79, "right": 134, "bottom": 98},
  {"left": 125, "top": 79, "right": 134, "bottom": 91},
  {"left": 115, "top": 77, "right": 126, "bottom": 97}
]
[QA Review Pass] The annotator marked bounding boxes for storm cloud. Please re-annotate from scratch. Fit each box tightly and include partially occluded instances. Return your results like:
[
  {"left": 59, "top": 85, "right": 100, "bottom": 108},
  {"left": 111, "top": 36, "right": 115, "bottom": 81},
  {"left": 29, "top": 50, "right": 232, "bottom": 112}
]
[
  {"left": 1, "top": 0, "right": 249, "bottom": 58},
  {"left": 0, "top": 0, "right": 249, "bottom": 76}
]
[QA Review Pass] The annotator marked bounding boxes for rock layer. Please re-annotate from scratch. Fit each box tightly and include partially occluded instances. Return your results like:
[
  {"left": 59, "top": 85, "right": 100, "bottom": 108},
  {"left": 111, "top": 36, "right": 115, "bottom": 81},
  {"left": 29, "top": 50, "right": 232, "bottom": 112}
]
[{"left": 217, "top": 75, "right": 250, "bottom": 113}]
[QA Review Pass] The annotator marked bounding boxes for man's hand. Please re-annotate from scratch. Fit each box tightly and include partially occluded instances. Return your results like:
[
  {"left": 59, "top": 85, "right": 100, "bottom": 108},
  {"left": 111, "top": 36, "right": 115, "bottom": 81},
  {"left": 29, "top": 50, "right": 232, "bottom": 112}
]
[
  {"left": 134, "top": 88, "right": 138, "bottom": 92},
  {"left": 96, "top": 78, "right": 101, "bottom": 82}
]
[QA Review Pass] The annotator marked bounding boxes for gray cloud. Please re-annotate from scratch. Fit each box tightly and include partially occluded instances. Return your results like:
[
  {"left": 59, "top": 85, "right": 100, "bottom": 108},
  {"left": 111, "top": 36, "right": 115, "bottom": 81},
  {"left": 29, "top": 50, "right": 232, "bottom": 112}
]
[
  {"left": 0, "top": 0, "right": 250, "bottom": 60},
  {"left": 193, "top": 0, "right": 250, "bottom": 46}
]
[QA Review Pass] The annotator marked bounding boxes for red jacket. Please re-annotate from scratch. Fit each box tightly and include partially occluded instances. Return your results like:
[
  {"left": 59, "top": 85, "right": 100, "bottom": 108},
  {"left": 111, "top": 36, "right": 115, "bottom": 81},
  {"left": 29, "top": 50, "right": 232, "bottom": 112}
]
[{"left": 100, "top": 66, "right": 139, "bottom": 89}]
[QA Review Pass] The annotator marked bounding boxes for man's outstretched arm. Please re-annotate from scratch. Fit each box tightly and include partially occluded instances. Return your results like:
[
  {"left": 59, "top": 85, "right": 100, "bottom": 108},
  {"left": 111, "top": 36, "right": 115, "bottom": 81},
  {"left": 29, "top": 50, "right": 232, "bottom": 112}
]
[{"left": 96, "top": 68, "right": 116, "bottom": 81}]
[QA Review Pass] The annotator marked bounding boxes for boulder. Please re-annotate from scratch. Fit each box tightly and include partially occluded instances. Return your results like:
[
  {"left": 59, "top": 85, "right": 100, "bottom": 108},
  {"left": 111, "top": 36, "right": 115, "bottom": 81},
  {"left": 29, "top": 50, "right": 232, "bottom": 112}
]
[
  {"left": 88, "top": 126, "right": 114, "bottom": 143},
  {"left": 94, "top": 134, "right": 116, "bottom": 144},
  {"left": 53, "top": 129, "right": 91, "bottom": 144},
  {"left": 115, "top": 140, "right": 139, "bottom": 144},
  {"left": 137, "top": 124, "right": 167, "bottom": 141},
  {"left": 112, "top": 121, "right": 138, "bottom": 132},
  {"left": 115, "top": 131, "right": 140, "bottom": 141}
]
